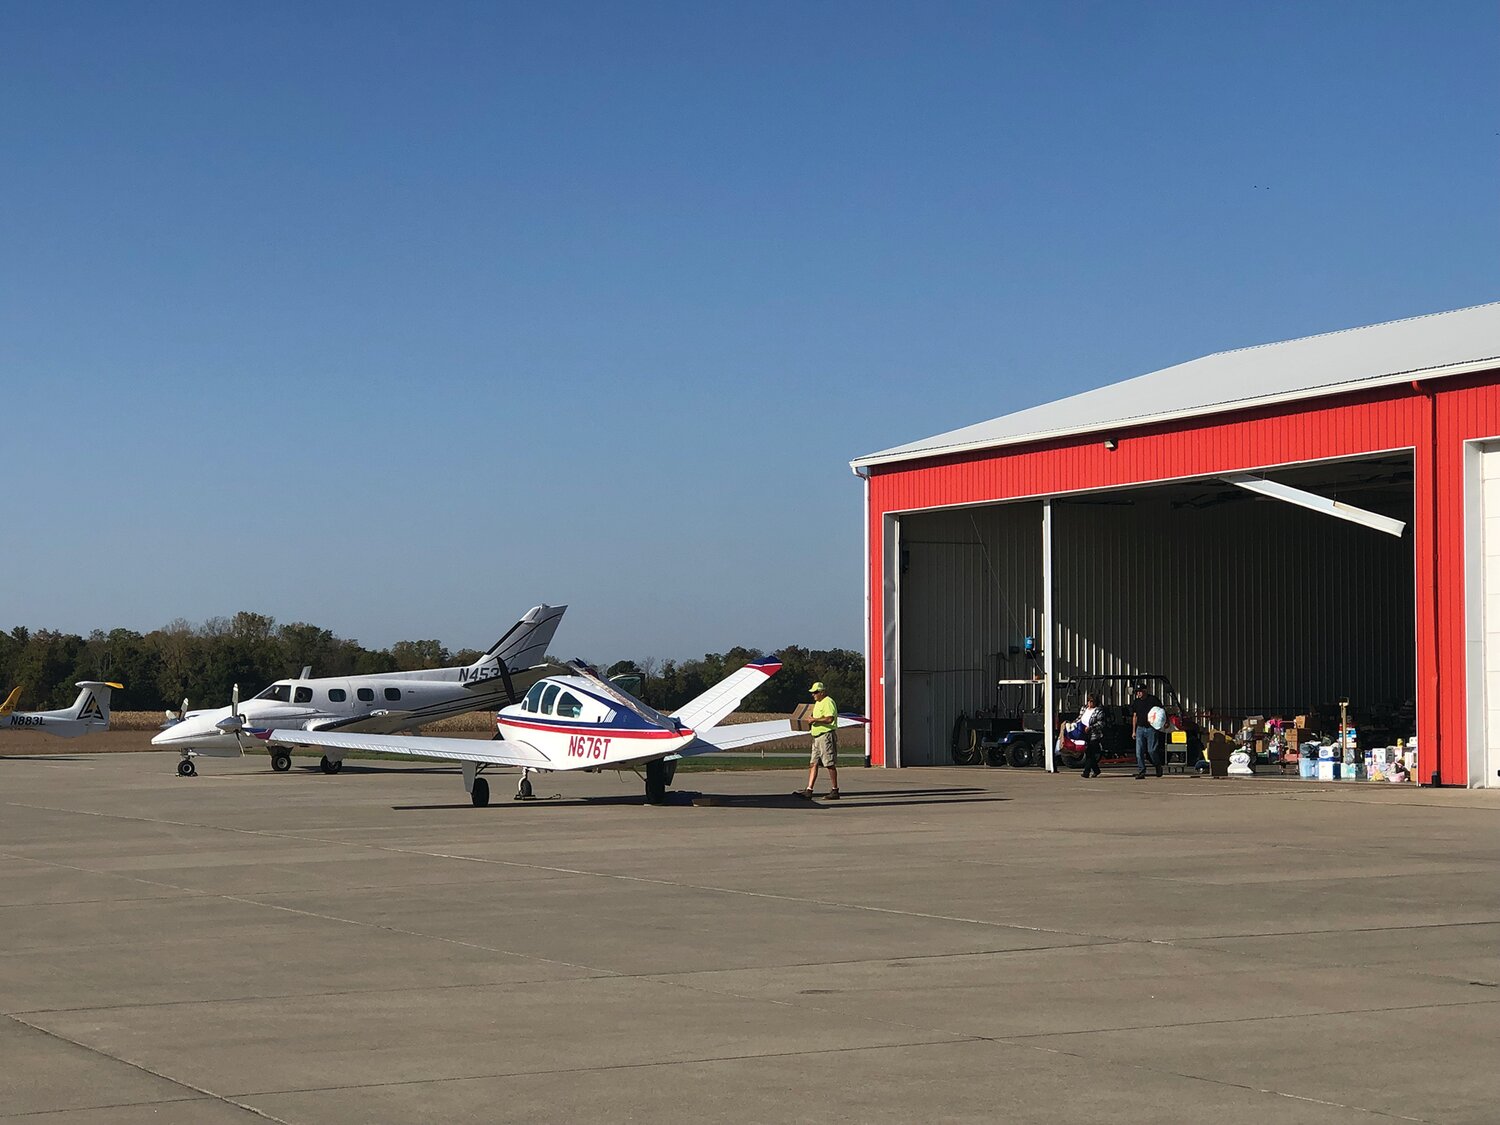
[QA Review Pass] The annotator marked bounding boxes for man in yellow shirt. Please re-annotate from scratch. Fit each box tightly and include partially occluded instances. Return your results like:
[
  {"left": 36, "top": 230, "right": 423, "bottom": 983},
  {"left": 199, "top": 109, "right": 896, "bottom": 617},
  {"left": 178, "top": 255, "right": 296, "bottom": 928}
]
[{"left": 794, "top": 682, "right": 839, "bottom": 800}]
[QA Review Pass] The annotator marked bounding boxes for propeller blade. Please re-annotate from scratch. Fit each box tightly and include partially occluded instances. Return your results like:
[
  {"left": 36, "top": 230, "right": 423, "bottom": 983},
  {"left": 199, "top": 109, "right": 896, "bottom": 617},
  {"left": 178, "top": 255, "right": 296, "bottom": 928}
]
[{"left": 226, "top": 683, "right": 251, "bottom": 751}]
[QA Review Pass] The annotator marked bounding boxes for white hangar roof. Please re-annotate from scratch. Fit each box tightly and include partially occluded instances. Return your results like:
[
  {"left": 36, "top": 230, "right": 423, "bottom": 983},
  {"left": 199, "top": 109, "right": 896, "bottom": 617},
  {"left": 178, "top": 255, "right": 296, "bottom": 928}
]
[{"left": 852, "top": 302, "right": 1500, "bottom": 470}]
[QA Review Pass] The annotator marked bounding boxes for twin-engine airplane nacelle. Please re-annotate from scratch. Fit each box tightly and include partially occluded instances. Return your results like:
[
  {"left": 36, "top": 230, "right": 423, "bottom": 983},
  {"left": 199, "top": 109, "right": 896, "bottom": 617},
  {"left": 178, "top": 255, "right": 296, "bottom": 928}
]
[{"left": 273, "top": 656, "right": 866, "bottom": 806}]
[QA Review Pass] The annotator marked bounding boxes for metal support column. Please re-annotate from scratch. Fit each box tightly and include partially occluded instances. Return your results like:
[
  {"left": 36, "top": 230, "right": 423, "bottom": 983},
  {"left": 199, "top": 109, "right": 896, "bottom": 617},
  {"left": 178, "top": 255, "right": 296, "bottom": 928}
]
[{"left": 1042, "top": 499, "right": 1056, "bottom": 772}]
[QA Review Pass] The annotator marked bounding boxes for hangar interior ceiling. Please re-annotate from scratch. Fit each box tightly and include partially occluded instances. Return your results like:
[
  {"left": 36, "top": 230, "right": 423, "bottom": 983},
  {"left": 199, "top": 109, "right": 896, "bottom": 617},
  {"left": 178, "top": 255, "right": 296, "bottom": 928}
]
[{"left": 896, "top": 455, "right": 1415, "bottom": 766}]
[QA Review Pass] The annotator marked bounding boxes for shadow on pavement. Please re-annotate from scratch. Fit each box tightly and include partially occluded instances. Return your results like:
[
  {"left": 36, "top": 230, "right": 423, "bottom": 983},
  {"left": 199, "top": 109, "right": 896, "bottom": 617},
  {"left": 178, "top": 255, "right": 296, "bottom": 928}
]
[{"left": 392, "top": 787, "right": 1009, "bottom": 812}]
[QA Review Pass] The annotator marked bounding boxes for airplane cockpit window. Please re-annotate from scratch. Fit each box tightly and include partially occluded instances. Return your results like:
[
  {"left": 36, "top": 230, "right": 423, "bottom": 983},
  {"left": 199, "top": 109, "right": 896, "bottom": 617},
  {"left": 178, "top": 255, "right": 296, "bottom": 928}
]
[
  {"left": 294, "top": 687, "right": 313, "bottom": 704},
  {"left": 555, "top": 692, "right": 582, "bottom": 719},
  {"left": 522, "top": 682, "right": 546, "bottom": 713},
  {"left": 255, "top": 684, "right": 292, "bottom": 703},
  {"left": 540, "top": 684, "right": 560, "bottom": 715}
]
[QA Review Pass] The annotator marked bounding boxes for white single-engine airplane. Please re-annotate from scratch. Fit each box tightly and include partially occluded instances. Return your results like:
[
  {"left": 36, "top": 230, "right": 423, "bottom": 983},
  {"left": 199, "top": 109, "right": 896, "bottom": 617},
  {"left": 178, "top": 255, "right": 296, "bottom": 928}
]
[
  {"left": 270, "top": 656, "right": 866, "bottom": 806},
  {"left": 153, "top": 604, "right": 566, "bottom": 776},
  {"left": 1, "top": 682, "right": 123, "bottom": 738}
]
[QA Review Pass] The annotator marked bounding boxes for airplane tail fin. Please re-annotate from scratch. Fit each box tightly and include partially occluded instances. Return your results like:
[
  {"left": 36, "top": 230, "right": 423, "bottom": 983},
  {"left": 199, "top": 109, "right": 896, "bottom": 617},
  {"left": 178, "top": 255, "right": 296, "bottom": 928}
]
[
  {"left": 0, "top": 686, "right": 19, "bottom": 716},
  {"left": 67, "top": 681, "right": 123, "bottom": 726},
  {"left": 480, "top": 604, "right": 566, "bottom": 671},
  {"left": 671, "top": 657, "right": 782, "bottom": 733}
]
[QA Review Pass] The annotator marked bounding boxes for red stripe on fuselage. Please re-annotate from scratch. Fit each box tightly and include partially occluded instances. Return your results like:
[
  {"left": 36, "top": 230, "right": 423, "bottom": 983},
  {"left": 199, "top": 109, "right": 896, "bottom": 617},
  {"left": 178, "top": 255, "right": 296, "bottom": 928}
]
[{"left": 498, "top": 716, "right": 693, "bottom": 740}]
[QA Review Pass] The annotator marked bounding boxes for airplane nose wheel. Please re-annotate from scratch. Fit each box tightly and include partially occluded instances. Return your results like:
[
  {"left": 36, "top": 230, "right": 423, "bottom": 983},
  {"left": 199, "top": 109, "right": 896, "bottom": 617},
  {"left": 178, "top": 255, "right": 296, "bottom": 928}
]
[
  {"left": 319, "top": 756, "right": 343, "bottom": 774},
  {"left": 176, "top": 759, "right": 197, "bottom": 778},
  {"left": 270, "top": 750, "right": 292, "bottom": 773}
]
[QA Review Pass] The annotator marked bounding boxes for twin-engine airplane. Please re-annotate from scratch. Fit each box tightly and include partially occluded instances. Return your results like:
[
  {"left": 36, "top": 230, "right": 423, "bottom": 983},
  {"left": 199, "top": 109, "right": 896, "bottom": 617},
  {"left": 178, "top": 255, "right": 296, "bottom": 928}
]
[
  {"left": 271, "top": 656, "right": 865, "bottom": 806},
  {"left": 153, "top": 604, "right": 565, "bottom": 776},
  {"left": 1, "top": 682, "right": 122, "bottom": 738}
]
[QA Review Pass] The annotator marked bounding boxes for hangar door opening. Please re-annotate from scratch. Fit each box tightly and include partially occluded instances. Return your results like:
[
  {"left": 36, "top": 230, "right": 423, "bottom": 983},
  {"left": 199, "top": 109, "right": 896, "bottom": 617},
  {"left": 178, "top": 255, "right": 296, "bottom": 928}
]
[
  {"left": 897, "top": 502, "right": 1043, "bottom": 765},
  {"left": 894, "top": 455, "right": 1416, "bottom": 768}
]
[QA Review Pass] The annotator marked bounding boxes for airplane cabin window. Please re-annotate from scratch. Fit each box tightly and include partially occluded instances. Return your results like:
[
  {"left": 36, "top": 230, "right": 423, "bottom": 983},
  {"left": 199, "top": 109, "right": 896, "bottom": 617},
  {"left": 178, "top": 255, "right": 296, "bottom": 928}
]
[
  {"left": 540, "top": 684, "right": 560, "bottom": 715},
  {"left": 255, "top": 684, "right": 292, "bottom": 703},
  {"left": 328, "top": 689, "right": 347, "bottom": 703},
  {"left": 556, "top": 692, "right": 582, "bottom": 719},
  {"left": 294, "top": 687, "right": 313, "bottom": 704},
  {"left": 522, "top": 683, "right": 546, "bottom": 713},
  {"left": 357, "top": 687, "right": 375, "bottom": 702},
  {"left": 384, "top": 688, "right": 401, "bottom": 702}
]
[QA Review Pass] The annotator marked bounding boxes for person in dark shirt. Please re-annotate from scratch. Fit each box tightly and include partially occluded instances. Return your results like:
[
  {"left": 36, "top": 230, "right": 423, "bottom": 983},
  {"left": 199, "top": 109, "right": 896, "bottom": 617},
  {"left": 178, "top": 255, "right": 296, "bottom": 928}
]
[{"left": 1131, "top": 683, "right": 1164, "bottom": 779}]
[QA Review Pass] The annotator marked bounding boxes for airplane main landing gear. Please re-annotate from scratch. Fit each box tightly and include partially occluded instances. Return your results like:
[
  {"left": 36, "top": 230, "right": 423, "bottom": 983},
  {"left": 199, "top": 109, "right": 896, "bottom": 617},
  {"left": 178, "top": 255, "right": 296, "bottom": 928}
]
[
  {"left": 471, "top": 777, "right": 490, "bottom": 807},
  {"left": 177, "top": 758, "right": 197, "bottom": 778},
  {"left": 514, "top": 769, "right": 534, "bottom": 801},
  {"left": 270, "top": 750, "right": 292, "bottom": 773},
  {"left": 644, "top": 759, "right": 668, "bottom": 805},
  {"left": 319, "top": 756, "right": 343, "bottom": 775}
]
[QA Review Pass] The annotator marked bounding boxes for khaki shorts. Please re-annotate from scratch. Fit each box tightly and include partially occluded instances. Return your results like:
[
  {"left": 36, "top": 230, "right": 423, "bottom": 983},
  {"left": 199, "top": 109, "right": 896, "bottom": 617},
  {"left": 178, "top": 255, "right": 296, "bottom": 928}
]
[{"left": 809, "top": 731, "right": 838, "bottom": 768}]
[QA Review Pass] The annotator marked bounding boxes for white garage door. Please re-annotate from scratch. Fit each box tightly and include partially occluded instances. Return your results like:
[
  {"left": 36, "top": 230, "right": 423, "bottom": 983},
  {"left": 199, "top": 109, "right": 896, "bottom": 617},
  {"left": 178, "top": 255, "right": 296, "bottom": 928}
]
[{"left": 1481, "top": 449, "right": 1500, "bottom": 786}]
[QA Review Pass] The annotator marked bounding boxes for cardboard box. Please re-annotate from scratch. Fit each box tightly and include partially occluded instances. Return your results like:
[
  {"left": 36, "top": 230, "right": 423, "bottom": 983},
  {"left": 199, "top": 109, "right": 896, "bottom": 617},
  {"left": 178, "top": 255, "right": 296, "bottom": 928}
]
[
  {"left": 1316, "top": 760, "right": 1339, "bottom": 781},
  {"left": 790, "top": 703, "right": 815, "bottom": 732}
]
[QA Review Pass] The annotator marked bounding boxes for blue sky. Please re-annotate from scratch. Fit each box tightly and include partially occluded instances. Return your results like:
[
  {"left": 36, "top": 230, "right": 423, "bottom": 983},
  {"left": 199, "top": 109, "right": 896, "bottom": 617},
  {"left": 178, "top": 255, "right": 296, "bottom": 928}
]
[{"left": 3, "top": 1, "right": 1496, "bottom": 663}]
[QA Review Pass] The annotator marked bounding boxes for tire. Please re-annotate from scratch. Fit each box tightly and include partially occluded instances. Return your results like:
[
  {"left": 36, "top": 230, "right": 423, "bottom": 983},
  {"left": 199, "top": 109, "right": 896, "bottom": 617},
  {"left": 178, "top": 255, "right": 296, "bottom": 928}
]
[
  {"left": 472, "top": 777, "right": 490, "bottom": 807},
  {"left": 1055, "top": 742, "right": 1086, "bottom": 771},
  {"left": 517, "top": 776, "right": 533, "bottom": 799},
  {"left": 319, "top": 756, "right": 341, "bottom": 775},
  {"left": 1008, "top": 741, "right": 1037, "bottom": 769},
  {"left": 951, "top": 715, "right": 982, "bottom": 765},
  {"left": 177, "top": 759, "right": 196, "bottom": 777},
  {"left": 271, "top": 751, "right": 292, "bottom": 773}
]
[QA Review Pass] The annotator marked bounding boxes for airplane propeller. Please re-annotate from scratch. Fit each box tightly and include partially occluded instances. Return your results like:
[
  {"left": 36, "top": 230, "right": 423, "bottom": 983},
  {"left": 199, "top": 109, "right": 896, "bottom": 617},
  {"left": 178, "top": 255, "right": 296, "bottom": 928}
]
[
  {"left": 214, "top": 683, "right": 253, "bottom": 752},
  {"left": 160, "top": 696, "right": 190, "bottom": 730}
]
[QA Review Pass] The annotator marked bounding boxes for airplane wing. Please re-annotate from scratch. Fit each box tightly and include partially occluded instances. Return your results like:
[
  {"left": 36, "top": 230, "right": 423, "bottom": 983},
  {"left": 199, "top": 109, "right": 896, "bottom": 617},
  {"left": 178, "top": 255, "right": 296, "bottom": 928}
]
[
  {"left": 302, "top": 711, "right": 418, "bottom": 735},
  {"left": 267, "top": 728, "right": 552, "bottom": 769},
  {"left": 676, "top": 714, "right": 868, "bottom": 755}
]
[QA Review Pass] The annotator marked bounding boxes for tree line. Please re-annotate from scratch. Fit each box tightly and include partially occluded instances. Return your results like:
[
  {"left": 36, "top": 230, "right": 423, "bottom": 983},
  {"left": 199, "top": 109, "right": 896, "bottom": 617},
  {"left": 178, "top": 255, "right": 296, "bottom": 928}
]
[{"left": 0, "top": 614, "right": 863, "bottom": 716}]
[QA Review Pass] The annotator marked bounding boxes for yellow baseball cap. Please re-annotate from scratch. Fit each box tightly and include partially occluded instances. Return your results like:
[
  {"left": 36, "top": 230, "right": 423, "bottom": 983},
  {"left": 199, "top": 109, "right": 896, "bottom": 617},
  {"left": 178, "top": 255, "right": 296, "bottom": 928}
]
[{"left": 809, "top": 682, "right": 825, "bottom": 693}]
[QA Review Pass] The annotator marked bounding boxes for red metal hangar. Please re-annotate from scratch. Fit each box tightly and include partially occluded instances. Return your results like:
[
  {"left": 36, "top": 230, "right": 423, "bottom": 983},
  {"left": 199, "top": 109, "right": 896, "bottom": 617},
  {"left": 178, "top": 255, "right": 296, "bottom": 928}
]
[{"left": 850, "top": 303, "right": 1500, "bottom": 787}]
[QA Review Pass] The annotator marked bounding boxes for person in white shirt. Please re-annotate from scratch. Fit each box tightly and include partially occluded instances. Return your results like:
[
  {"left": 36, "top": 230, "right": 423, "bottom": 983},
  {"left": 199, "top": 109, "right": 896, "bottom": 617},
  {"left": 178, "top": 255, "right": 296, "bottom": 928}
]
[{"left": 1077, "top": 693, "right": 1104, "bottom": 778}]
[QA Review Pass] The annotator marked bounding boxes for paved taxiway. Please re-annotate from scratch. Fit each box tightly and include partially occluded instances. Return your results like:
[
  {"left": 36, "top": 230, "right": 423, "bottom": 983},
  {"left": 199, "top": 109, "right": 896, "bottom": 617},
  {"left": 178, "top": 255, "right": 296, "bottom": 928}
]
[{"left": 3, "top": 752, "right": 1499, "bottom": 1123}]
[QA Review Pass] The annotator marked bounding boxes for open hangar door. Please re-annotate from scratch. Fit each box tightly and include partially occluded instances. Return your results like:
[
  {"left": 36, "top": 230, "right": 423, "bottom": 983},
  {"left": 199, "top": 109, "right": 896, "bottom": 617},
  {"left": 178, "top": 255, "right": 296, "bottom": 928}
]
[
  {"left": 893, "top": 454, "right": 1415, "bottom": 770},
  {"left": 896, "top": 501, "right": 1043, "bottom": 765}
]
